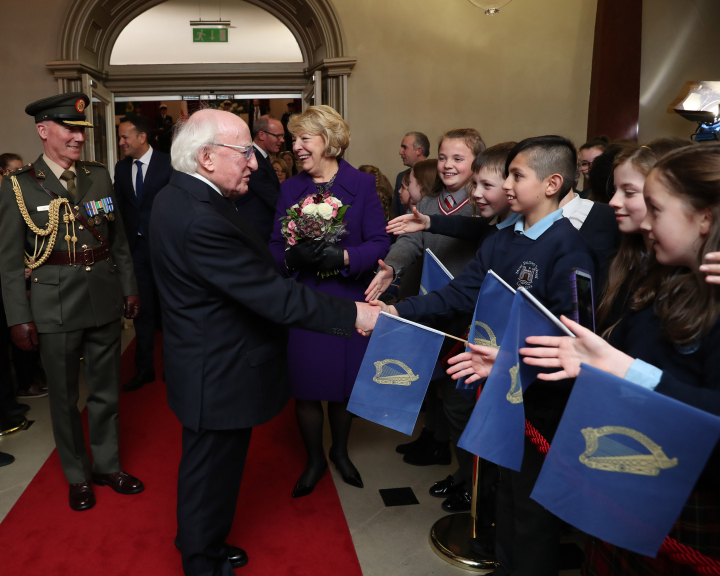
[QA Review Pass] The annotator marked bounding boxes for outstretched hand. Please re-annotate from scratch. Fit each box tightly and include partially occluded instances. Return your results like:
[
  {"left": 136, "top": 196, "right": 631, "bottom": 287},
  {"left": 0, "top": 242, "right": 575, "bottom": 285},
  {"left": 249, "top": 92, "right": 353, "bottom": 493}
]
[
  {"left": 385, "top": 205, "right": 430, "bottom": 236},
  {"left": 519, "top": 315, "right": 633, "bottom": 381},
  {"left": 446, "top": 343, "right": 499, "bottom": 384},
  {"left": 364, "top": 259, "right": 394, "bottom": 302},
  {"left": 700, "top": 252, "right": 720, "bottom": 284}
]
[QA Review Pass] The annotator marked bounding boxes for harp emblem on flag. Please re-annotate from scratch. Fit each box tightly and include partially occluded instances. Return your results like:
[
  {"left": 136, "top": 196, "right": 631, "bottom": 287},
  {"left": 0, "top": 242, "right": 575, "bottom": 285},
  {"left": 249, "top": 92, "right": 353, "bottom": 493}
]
[
  {"left": 506, "top": 363, "right": 523, "bottom": 404},
  {"left": 373, "top": 359, "right": 420, "bottom": 386},
  {"left": 474, "top": 321, "right": 499, "bottom": 348},
  {"left": 579, "top": 426, "right": 678, "bottom": 476}
]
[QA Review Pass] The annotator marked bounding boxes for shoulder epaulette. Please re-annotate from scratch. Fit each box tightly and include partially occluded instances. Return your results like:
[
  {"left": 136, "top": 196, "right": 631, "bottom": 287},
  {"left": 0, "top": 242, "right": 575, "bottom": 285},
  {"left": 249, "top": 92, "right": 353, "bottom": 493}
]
[
  {"left": 5, "top": 164, "right": 32, "bottom": 176},
  {"left": 78, "top": 160, "right": 106, "bottom": 167}
]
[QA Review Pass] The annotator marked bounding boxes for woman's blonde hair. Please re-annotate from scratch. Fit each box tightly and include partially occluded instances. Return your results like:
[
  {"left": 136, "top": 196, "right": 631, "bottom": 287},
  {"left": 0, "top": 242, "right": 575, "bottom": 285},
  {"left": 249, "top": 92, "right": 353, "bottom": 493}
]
[{"left": 287, "top": 105, "right": 350, "bottom": 159}]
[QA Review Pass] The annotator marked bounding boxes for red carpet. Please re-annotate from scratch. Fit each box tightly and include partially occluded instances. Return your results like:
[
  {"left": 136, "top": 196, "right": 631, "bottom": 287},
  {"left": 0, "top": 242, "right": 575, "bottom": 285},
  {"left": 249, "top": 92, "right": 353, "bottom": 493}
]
[{"left": 0, "top": 335, "right": 363, "bottom": 576}]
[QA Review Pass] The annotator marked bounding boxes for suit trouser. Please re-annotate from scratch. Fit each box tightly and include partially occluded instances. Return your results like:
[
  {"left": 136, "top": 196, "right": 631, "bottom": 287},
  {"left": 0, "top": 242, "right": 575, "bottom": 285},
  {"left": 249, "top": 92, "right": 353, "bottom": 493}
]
[
  {"left": 38, "top": 320, "right": 122, "bottom": 484},
  {"left": 131, "top": 236, "right": 156, "bottom": 374},
  {"left": 177, "top": 426, "right": 253, "bottom": 576},
  {"left": 494, "top": 415, "right": 562, "bottom": 576}
]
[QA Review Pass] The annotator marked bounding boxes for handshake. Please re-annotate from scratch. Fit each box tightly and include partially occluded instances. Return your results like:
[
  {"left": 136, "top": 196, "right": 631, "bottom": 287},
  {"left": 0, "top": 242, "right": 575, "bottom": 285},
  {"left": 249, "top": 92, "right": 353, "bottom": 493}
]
[{"left": 354, "top": 300, "right": 397, "bottom": 337}]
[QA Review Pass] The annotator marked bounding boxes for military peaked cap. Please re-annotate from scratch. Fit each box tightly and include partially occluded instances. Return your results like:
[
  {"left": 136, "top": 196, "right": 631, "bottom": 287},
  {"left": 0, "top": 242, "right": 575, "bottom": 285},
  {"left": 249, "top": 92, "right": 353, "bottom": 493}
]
[{"left": 25, "top": 92, "right": 93, "bottom": 127}]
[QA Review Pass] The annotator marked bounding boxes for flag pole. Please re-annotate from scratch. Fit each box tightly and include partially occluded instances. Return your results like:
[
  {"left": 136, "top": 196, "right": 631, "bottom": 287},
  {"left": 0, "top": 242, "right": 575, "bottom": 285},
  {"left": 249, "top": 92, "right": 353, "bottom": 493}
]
[{"left": 428, "top": 377, "right": 499, "bottom": 572}]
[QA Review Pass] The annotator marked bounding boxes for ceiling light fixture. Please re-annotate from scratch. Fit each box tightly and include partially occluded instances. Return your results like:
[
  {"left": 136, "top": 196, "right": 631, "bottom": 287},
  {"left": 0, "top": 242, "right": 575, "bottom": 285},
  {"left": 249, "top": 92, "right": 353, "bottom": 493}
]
[{"left": 467, "top": 0, "right": 513, "bottom": 15}]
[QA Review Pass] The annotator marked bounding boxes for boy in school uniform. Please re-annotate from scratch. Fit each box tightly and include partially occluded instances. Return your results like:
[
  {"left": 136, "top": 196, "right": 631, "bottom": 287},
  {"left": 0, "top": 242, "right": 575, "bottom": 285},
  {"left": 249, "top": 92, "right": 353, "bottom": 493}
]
[{"left": 370, "top": 136, "right": 597, "bottom": 575}]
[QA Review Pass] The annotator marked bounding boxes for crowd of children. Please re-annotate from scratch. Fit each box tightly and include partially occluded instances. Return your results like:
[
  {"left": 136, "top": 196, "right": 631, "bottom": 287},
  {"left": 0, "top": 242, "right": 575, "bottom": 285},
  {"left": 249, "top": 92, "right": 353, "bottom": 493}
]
[{"left": 359, "top": 132, "right": 720, "bottom": 576}]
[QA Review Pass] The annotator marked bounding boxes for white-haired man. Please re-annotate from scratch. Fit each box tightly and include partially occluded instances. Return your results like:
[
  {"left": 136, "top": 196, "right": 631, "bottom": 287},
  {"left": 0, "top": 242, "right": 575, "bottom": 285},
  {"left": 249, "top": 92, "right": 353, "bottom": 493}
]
[{"left": 149, "top": 109, "right": 378, "bottom": 576}]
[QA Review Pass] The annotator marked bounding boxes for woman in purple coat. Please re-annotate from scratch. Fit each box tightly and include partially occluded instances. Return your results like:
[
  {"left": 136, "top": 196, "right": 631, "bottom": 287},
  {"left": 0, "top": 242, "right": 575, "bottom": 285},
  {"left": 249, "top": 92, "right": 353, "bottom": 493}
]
[{"left": 269, "top": 106, "right": 391, "bottom": 497}]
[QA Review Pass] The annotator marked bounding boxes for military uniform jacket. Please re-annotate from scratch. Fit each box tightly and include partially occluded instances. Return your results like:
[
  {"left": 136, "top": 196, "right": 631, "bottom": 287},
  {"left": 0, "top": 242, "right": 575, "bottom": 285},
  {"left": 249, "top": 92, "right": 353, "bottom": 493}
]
[{"left": 0, "top": 155, "right": 137, "bottom": 333}]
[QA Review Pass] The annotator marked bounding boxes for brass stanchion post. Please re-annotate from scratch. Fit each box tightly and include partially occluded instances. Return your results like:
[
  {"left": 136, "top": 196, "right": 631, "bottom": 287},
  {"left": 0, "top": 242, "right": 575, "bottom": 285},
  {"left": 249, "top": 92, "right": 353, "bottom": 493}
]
[{"left": 429, "top": 385, "right": 499, "bottom": 572}]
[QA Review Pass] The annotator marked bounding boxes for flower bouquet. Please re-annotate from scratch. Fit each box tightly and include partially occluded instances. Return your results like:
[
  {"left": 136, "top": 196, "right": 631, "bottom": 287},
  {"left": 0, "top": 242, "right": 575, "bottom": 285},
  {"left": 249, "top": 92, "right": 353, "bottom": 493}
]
[{"left": 280, "top": 191, "right": 350, "bottom": 278}]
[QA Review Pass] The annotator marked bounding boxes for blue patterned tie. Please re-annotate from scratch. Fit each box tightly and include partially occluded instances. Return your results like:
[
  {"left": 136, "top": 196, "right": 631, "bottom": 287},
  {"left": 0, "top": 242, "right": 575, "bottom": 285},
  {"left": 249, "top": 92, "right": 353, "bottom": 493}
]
[{"left": 135, "top": 160, "right": 144, "bottom": 206}]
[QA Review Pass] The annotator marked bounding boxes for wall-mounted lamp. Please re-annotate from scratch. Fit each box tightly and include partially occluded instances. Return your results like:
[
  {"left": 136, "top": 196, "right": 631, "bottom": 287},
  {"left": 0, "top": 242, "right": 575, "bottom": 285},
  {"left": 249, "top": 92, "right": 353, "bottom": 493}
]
[{"left": 674, "top": 81, "right": 720, "bottom": 141}]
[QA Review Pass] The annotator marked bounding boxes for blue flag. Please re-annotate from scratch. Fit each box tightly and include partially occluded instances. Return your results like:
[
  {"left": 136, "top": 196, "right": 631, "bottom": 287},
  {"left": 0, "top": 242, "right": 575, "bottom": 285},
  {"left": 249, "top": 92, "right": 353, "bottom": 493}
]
[
  {"left": 531, "top": 364, "right": 720, "bottom": 557},
  {"left": 348, "top": 313, "right": 446, "bottom": 435},
  {"left": 458, "top": 288, "right": 573, "bottom": 471},
  {"left": 457, "top": 270, "right": 516, "bottom": 392},
  {"left": 419, "top": 248, "right": 453, "bottom": 295}
]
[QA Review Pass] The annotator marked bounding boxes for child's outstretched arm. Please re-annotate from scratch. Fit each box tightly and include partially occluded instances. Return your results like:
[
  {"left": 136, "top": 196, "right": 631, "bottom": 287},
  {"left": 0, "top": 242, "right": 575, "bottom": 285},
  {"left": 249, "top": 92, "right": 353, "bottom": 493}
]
[
  {"left": 519, "top": 315, "right": 634, "bottom": 380},
  {"left": 446, "top": 344, "right": 499, "bottom": 383}
]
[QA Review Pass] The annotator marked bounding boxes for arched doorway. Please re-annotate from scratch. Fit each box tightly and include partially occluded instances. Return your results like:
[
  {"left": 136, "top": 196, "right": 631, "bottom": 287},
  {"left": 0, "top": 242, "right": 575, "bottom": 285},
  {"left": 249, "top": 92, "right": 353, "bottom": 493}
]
[{"left": 46, "top": 0, "right": 356, "bottom": 166}]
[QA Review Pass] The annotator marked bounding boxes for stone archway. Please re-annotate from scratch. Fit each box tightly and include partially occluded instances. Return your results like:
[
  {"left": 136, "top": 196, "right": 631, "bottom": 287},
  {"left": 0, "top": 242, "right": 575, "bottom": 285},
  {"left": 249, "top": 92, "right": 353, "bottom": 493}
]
[{"left": 46, "top": 0, "right": 356, "bottom": 116}]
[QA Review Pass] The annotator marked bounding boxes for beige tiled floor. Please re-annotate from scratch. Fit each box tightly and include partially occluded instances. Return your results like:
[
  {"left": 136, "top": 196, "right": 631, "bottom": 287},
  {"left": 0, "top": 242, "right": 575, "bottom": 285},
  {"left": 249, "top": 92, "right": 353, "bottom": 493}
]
[{"left": 0, "top": 325, "right": 581, "bottom": 575}]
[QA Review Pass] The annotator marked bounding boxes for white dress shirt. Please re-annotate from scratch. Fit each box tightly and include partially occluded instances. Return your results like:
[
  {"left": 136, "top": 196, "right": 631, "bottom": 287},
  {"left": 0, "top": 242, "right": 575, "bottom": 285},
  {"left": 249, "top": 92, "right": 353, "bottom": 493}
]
[
  {"left": 561, "top": 193, "right": 594, "bottom": 231},
  {"left": 190, "top": 172, "right": 223, "bottom": 196}
]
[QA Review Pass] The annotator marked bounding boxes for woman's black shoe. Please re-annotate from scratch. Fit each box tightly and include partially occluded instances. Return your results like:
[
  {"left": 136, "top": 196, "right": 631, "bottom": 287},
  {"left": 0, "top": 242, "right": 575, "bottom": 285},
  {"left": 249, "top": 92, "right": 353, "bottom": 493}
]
[
  {"left": 328, "top": 453, "right": 364, "bottom": 488},
  {"left": 291, "top": 462, "right": 328, "bottom": 498}
]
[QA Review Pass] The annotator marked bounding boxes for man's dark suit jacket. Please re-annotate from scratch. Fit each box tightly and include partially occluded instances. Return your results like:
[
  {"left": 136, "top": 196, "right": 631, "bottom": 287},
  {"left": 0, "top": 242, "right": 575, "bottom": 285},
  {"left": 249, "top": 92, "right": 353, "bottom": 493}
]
[
  {"left": 149, "top": 172, "right": 356, "bottom": 431},
  {"left": 234, "top": 147, "right": 281, "bottom": 243},
  {"left": 114, "top": 149, "right": 173, "bottom": 250}
]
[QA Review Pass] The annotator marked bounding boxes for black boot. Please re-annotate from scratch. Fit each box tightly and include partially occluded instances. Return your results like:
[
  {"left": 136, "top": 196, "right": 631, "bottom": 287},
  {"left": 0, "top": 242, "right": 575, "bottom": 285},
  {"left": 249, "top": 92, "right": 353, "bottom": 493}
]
[
  {"left": 403, "top": 437, "right": 452, "bottom": 466},
  {"left": 396, "top": 427, "right": 433, "bottom": 455}
]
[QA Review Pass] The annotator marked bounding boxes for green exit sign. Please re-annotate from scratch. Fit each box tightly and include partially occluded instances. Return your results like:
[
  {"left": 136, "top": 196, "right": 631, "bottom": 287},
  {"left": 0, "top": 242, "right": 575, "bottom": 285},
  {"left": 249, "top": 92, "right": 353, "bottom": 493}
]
[{"left": 193, "top": 28, "right": 228, "bottom": 43}]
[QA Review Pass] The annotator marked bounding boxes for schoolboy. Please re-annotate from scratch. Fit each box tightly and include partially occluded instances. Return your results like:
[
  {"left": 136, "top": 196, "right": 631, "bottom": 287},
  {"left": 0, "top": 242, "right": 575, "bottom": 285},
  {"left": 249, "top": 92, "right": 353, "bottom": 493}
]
[
  {"left": 408, "top": 143, "right": 520, "bottom": 519},
  {"left": 374, "top": 136, "right": 597, "bottom": 575}
]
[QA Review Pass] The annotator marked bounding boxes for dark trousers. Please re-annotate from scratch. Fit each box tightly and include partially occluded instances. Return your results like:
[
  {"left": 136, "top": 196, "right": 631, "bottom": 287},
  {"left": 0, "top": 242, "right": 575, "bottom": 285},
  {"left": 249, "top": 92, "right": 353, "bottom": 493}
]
[
  {"left": 12, "top": 346, "right": 39, "bottom": 389},
  {"left": 494, "top": 437, "right": 561, "bottom": 576},
  {"left": 442, "top": 377, "right": 476, "bottom": 486},
  {"left": 131, "top": 236, "right": 156, "bottom": 374},
  {"left": 38, "top": 320, "right": 122, "bottom": 484},
  {"left": 177, "top": 426, "right": 253, "bottom": 576},
  {"left": 0, "top": 311, "right": 15, "bottom": 413}
]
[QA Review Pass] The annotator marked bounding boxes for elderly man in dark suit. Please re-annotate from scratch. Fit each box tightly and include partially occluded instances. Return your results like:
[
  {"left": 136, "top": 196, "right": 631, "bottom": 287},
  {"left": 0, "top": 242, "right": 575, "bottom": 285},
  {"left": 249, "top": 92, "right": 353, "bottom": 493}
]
[
  {"left": 114, "top": 115, "right": 174, "bottom": 391},
  {"left": 234, "top": 115, "right": 284, "bottom": 243},
  {"left": 150, "top": 109, "right": 379, "bottom": 576}
]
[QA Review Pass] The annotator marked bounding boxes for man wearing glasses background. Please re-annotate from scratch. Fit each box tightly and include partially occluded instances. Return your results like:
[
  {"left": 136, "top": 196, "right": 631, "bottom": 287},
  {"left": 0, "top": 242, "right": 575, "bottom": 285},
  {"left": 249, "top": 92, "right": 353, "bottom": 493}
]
[{"left": 235, "top": 115, "right": 286, "bottom": 243}]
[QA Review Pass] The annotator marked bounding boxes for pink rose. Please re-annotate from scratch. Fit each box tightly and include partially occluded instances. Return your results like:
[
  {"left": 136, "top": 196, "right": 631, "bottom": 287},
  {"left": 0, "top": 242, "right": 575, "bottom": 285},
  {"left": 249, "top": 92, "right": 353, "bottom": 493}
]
[
  {"left": 324, "top": 198, "right": 334, "bottom": 205},
  {"left": 332, "top": 209, "right": 338, "bottom": 217},
  {"left": 302, "top": 196, "right": 314, "bottom": 207},
  {"left": 288, "top": 220, "right": 296, "bottom": 231},
  {"left": 287, "top": 235, "right": 297, "bottom": 246}
]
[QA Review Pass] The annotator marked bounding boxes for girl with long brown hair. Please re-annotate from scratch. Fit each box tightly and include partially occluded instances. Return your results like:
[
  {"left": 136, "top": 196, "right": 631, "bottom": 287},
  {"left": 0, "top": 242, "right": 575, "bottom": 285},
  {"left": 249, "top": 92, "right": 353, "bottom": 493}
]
[{"left": 521, "top": 143, "right": 720, "bottom": 576}]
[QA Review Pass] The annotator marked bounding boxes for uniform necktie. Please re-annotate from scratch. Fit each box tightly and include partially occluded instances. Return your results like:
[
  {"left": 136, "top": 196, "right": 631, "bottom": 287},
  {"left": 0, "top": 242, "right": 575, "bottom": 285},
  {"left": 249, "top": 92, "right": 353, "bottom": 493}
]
[
  {"left": 444, "top": 195, "right": 456, "bottom": 211},
  {"left": 135, "top": 160, "right": 144, "bottom": 205},
  {"left": 60, "top": 170, "right": 76, "bottom": 202}
]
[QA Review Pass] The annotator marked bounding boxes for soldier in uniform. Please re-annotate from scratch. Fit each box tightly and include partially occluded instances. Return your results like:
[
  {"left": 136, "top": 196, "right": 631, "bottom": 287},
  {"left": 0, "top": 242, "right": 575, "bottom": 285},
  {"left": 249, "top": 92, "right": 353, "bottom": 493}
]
[{"left": 0, "top": 93, "right": 144, "bottom": 511}]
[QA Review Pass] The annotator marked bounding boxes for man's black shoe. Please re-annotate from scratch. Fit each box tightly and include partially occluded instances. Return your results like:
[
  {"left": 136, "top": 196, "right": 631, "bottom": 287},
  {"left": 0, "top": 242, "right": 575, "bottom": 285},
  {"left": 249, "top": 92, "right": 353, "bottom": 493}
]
[
  {"left": 123, "top": 370, "right": 156, "bottom": 392},
  {"left": 403, "top": 438, "right": 452, "bottom": 466},
  {"left": 1, "top": 403, "right": 30, "bottom": 417},
  {"left": 0, "top": 451, "right": 15, "bottom": 467},
  {"left": 396, "top": 427, "right": 433, "bottom": 455},
  {"left": 442, "top": 488, "right": 472, "bottom": 513},
  {"left": 429, "top": 475, "right": 462, "bottom": 498},
  {"left": 174, "top": 538, "right": 248, "bottom": 568}
]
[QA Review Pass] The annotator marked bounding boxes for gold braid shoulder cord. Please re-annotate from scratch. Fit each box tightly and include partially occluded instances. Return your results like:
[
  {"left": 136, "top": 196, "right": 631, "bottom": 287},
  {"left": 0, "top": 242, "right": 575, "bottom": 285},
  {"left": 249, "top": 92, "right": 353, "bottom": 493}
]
[{"left": 10, "top": 175, "right": 77, "bottom": 269}]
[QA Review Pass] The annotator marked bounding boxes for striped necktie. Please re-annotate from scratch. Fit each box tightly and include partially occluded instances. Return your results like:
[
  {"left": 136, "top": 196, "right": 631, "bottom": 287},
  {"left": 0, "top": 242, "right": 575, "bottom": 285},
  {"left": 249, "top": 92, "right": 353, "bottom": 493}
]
[{"left": 444, "top": 195, "right": 456, "bottom": 211}]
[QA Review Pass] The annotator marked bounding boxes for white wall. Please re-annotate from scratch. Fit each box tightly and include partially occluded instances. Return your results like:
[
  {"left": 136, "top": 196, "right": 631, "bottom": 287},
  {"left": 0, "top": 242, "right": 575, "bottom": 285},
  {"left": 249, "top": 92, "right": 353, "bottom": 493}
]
[{"left": 110, "top": 0, "right": 302, "bottom": 65}]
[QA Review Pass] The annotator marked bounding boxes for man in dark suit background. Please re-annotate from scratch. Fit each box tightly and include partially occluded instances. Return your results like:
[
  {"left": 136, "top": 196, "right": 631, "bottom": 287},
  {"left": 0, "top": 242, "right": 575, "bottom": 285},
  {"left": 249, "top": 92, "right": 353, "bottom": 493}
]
[
  {"left": 393, "top": 131, "right": 429, "bottom": 217},
  {"left": 246, "top": 99, "right": 268, "bottom": 137},
  {"left": 234, "top": 115, "right": 284, "bottom": 243},
  {"left": 114, "top": 116, "right": 174, "bottom": 391},
  {"left": 150, "top": 109, "right": 379, "bottom": 576}
]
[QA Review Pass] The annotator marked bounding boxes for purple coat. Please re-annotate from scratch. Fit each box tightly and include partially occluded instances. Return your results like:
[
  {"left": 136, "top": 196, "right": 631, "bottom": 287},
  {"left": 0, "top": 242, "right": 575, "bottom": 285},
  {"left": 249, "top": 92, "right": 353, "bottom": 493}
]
[{"left": 269, "top": 159, "right": 391, "bottom": 401}]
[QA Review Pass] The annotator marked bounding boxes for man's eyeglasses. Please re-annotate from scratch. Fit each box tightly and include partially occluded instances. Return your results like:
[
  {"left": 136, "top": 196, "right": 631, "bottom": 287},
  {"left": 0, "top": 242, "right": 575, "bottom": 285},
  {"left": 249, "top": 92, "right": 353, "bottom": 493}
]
[
  {"left": 261, "top": 131, "right": 285, "bottom": 140},
  {"left": 211, "top": 142, "right": 255, "bottom": 160},
  {"left": 581, "top": 161, "right": 594, "bottom": 169}
]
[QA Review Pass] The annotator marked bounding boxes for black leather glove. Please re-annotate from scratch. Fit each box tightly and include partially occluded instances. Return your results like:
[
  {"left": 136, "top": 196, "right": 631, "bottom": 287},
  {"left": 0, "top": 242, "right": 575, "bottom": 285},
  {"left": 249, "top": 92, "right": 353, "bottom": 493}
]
[
  {"left": 285, "top": 240, "right": 325, "bottom": 271},
  {"left": 316, "top": 243, "right": 346, "bottom": 272}
]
